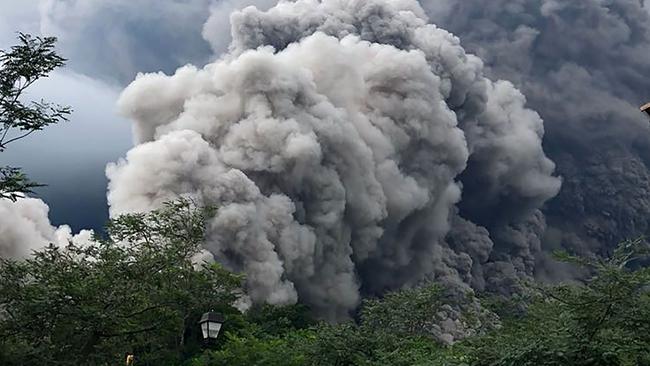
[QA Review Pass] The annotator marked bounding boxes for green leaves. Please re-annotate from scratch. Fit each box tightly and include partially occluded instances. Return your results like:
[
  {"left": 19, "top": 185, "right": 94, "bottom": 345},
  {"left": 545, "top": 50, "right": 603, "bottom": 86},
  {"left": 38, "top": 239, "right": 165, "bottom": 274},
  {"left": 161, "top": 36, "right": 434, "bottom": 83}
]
[
  {"left": 0, "top": 33, "right": 71, "bottom": 201},
  {"left": 0, "top": 166, "right": 43, "bottom": 201},
  {"left": 361, "top": 284, "right": 444, "bottom": 337},
  {"left": 0, "top": 33, "right": 65, "bottom": 84},
  {"left": 0, "top": 200, "right": 243, "bottom": 366},
  {"left": 2, "top": 202, "right": 649, "bottom": 366},
  {"left": 460, "top": 239, "right": 650, "bottom": 366},
  {"left": 191, "top": 284, "right": 458, "bottom": 366},
  {"left": 193, "top": 331, "right": 310, "bottom": 366}
]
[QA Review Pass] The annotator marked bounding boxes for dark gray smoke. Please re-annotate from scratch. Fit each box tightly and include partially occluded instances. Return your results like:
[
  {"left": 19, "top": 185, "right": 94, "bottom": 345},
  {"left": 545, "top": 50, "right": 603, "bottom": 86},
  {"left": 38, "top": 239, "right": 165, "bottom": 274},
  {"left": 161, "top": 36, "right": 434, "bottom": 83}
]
[
  {"left": 420, "top": 0, "right": 650, "bottom": 271},
  {"left": 107, "top": 0, "right": 561, "bottom": 321}
]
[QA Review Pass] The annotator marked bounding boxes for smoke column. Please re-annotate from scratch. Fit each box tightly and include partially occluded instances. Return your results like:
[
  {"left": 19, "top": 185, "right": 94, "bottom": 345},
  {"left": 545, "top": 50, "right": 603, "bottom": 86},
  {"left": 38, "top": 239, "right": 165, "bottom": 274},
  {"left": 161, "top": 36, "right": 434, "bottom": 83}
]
[
  {"left": 107, "top": 0, "right": 561, "bottom": 319},
  {"left": 419, "top": 0, "right": 650, "bottom": 278},
  {"left": 0, "top": 197, "right": 93, "bottom": 258}
]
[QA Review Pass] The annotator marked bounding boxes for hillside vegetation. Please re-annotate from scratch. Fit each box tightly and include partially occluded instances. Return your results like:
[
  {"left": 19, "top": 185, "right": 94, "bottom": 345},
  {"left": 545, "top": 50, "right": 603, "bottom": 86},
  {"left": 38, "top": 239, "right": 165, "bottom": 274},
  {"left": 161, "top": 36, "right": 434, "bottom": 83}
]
[{"left": 1, "top": 200, "right": 648, "bottom": 366}]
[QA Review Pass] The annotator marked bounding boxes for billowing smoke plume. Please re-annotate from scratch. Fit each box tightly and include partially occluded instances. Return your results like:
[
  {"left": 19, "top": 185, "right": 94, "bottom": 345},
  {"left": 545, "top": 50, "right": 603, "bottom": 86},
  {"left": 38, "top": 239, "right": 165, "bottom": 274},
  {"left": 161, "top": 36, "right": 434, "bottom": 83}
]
[
  {"left": 107, "top": 0, "right": 561, "bottom": 319},
  {"left": 37, "top": 0, "right": 278, "bottom": 85},
  {"left": 419, "top": 0, "right": 650, "bottom": 271},
  {"left": 0, "top": 197, "right": 93, "bottom": 258},
  {"left": 38, "top": 0, "right": 215, "bottom": 84}
]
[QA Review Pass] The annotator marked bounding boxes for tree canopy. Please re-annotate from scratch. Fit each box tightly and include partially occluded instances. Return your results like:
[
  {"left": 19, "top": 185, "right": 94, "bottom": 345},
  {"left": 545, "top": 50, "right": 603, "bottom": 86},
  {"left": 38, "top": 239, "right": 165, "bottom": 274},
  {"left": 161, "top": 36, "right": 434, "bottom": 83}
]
[
  {"left": 189, "top": 239, "right": 650, "bottom": 366},
  {"left": 0, "top": 33, "right": 71, "bottom": 201},
  {"left": 1, "top": 198, "right": 649, "bottom": 365},
  {"left": 0, "top": 200, "right": 243, "bottom": 366}
]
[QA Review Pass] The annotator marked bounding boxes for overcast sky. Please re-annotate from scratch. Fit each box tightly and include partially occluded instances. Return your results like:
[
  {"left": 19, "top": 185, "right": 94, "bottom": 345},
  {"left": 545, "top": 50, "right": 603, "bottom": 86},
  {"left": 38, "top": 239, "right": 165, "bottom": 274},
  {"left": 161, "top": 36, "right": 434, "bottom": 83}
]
[
  {"left": 0, "top": 0, "right": 281, "bottom": 231},
  {"left": 2, "top": 1, "right": 126, "bottom": 231},
  {"left": 0, "top": 0, "right": 218, "bottom": 231}
]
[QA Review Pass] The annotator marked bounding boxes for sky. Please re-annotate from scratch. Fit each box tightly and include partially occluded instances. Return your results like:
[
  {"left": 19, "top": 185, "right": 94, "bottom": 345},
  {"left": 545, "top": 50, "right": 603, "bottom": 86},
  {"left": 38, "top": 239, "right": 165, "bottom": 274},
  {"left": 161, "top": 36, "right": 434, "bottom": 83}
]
[
  {"left": 1, "top": 5, "right": 126, "bottom": 231},
  {"left": 0, "top": 0, "right": 282, "bottom": 231},
  {"left": 0, "top": 0, "right": 213, "bottom": 231}
]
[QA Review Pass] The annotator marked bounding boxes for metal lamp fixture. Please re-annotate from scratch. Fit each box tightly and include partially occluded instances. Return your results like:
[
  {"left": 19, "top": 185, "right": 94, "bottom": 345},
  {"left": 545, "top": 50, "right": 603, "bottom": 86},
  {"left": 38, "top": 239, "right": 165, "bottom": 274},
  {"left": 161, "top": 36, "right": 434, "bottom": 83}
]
[{"left": 198, "top": 311, "right": 224, "bottom": 340}]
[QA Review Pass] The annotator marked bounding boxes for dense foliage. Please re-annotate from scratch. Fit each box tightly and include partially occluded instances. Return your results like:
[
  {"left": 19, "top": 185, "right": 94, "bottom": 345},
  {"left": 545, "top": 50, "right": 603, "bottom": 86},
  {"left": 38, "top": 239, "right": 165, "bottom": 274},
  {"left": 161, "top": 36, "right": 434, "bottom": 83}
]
[
  {"left": 0, "top": 198, "right": 648, "bottom": 365},
  {"left": 188, "top": 240, "right": 650, "bottom": 366},
  {"left": 459, "top": 239, "right": 650, "bottom": 366},
  {"left": 0, "top": 33, "right": 71, "bottom": 201},
  {"left": 0, "top": 200, "right": 242, "bottom": 365}
]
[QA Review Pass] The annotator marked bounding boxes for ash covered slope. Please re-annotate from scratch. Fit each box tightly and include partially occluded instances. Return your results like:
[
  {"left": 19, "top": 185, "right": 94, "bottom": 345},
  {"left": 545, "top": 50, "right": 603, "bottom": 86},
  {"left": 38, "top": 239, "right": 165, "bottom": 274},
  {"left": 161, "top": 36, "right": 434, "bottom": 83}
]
[
  {"left": 107, "top": 0, "right": 560, "bottom": 319},
  {"left": 421, "top": 0, "right": 650, "bottom": 274}
]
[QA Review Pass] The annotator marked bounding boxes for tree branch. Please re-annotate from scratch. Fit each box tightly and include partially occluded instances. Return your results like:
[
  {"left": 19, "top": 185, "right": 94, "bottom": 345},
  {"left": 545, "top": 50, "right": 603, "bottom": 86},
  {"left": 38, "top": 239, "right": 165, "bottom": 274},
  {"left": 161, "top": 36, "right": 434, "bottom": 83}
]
[{"left": 98, "top": 323, "right": 162, "bottom": 339}]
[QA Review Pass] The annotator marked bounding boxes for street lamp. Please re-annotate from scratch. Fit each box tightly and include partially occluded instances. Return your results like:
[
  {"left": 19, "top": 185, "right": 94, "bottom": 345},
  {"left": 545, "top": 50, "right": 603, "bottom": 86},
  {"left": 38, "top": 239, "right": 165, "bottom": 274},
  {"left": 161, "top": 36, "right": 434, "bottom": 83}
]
[{"left": 198, "top": 311, "right": 224, "bottom": 341}]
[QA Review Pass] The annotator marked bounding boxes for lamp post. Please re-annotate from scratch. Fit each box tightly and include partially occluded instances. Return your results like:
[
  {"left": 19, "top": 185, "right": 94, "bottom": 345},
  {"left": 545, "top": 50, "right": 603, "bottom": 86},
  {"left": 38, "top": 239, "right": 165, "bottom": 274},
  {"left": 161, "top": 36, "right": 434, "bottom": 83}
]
[{"left": 198, "top": 311, "right": 225, "bottom": 342}]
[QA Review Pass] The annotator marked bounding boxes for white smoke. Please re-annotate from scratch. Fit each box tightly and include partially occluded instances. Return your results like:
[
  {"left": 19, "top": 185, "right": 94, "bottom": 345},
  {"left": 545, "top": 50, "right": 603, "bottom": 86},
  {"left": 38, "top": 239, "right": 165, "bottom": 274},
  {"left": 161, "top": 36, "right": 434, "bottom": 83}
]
[
  {"left": 107, "top": 0, "right": 561, "bottom": 319},
  {"left": 202, "top": 0, "right": 278, "bottom": 55},
  {"left": 0, "top": 197, "right": 93, "bottom": 259}
]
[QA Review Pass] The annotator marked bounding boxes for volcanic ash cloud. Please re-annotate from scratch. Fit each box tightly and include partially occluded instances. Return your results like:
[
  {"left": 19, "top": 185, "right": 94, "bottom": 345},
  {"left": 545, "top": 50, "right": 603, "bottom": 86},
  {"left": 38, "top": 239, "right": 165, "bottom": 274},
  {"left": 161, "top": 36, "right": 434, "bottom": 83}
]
[
  {"left": 421, "top": 0, "right": 650, "bottom": 261},
  {"left": 0, "top": 197, "right": 93, "bottom": 258},
  {"left": 107, "top": 0, "right": 561, "bottom": 319}
]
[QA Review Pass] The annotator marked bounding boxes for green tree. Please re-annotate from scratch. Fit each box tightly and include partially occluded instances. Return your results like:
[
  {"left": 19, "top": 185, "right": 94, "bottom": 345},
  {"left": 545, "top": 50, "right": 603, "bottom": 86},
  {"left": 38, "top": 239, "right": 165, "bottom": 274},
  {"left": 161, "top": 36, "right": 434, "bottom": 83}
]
[
  {"left": 360, "top": 284, "right": 446, "bottom": 338},
  {"left": 244, "top": 303, "right": 316, "bottom": 337},
  {"left": 187, "top": 304, "right": 316, "bottom": 366},
  {"left": 461, "top": 238, "right": 650, "bottom": 366},
  {"left": 0, "top": 33, "right": 71, "bottom": 201},
  {"left": 0, "top": 200, "right": 243, "bottom": 366},
  {"left": 192, "top": 284, "right": 462, "bottom": 366},
  {"left": 189, "top": 330, "right": 311, "bottom": 366},
  {"left": 191, "top": 240, "right": 650, "bottom": 366}
]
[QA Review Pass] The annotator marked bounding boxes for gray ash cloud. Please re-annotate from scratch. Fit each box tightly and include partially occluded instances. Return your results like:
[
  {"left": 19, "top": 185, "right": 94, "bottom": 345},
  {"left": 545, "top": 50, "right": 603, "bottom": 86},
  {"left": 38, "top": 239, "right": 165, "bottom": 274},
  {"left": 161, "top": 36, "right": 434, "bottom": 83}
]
[
  {"left": 420, "top": 0, "right": 650, "bottom": 263},
  {"left": 107, "top": 0, "right": 560, "bottom": 320},
  {"left": 6, "top": 0, "right": 643, "bottom": 324}
]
